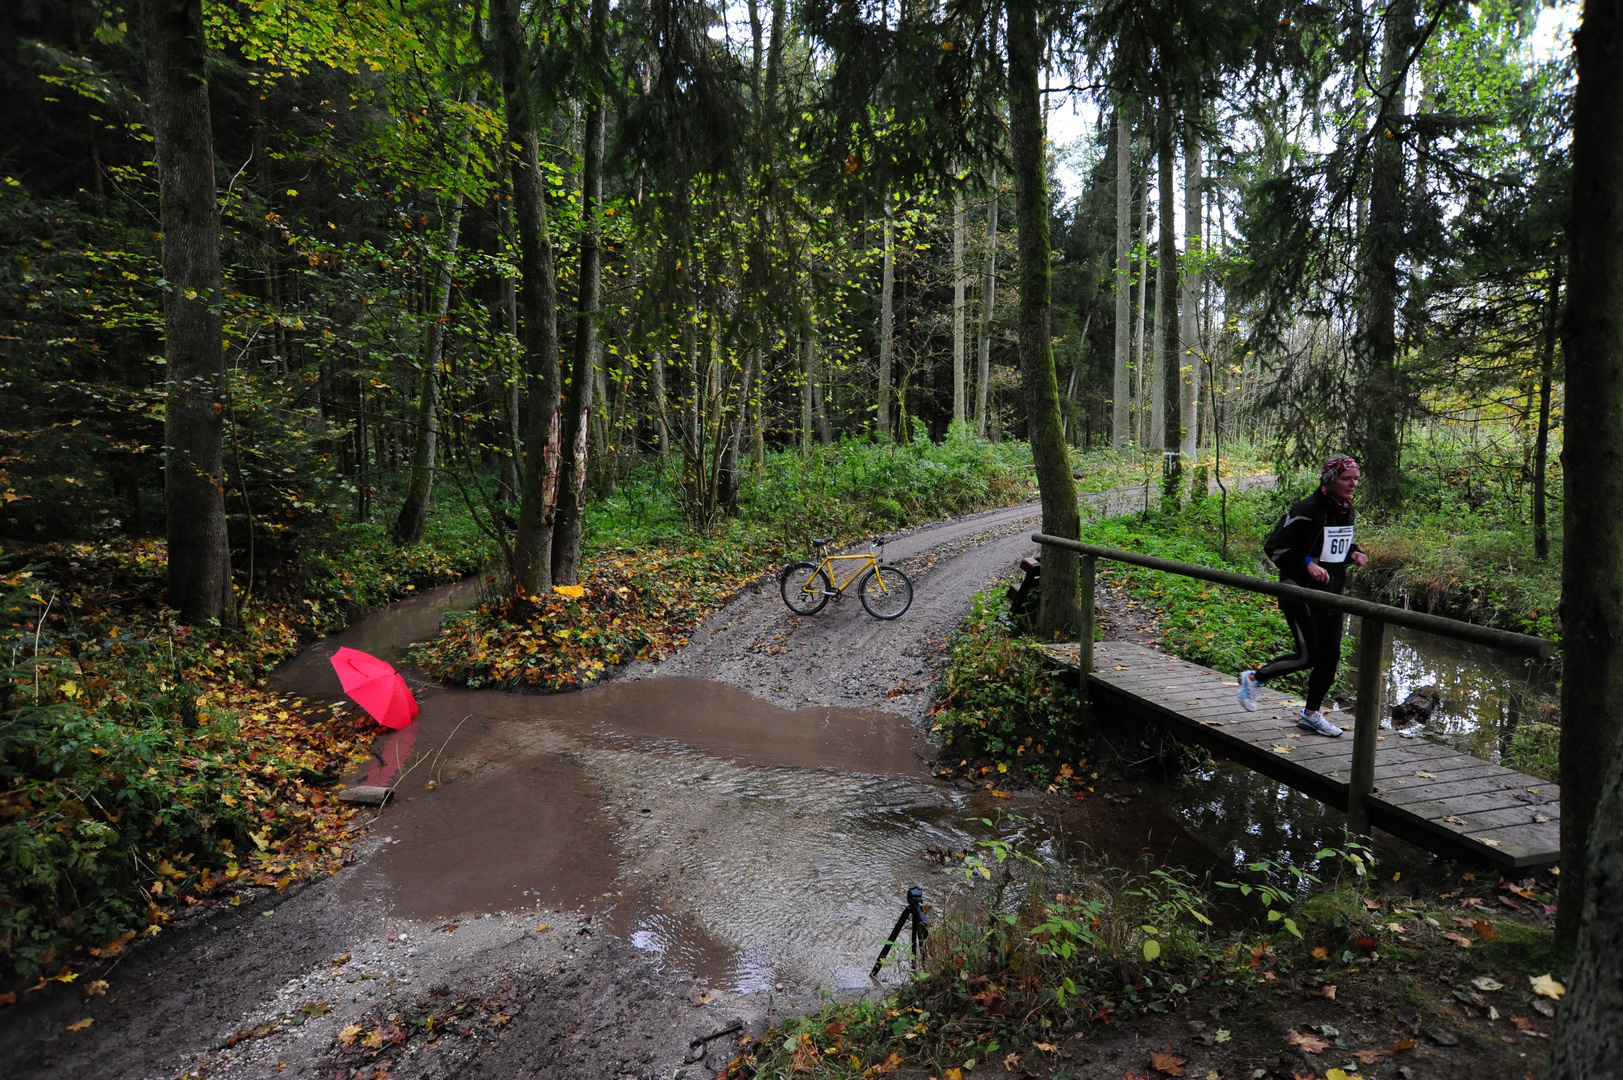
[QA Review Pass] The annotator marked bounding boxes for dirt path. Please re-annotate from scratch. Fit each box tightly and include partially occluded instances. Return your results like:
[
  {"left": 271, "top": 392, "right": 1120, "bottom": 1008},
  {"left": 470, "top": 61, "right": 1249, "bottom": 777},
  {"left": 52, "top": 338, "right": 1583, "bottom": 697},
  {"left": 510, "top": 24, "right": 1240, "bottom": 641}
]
[{"left": 0, "top": 480, "right": 1262, "bottom": 1080}]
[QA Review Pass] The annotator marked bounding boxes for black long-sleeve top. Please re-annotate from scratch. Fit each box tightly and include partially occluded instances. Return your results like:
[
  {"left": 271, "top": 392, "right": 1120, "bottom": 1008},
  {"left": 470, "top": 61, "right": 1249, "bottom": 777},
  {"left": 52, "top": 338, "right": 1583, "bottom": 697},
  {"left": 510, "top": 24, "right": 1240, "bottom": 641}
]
[{"left": 1264, "top": 490, "right": 1363, "bottom": 594}]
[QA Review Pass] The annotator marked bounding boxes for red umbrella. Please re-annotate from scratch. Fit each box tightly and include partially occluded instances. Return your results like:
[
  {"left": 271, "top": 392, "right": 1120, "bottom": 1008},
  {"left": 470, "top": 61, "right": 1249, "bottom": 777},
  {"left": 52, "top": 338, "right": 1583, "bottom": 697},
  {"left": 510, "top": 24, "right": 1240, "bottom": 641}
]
[{"left": 329, "top": 647, "right": 419, "bottom": 730}]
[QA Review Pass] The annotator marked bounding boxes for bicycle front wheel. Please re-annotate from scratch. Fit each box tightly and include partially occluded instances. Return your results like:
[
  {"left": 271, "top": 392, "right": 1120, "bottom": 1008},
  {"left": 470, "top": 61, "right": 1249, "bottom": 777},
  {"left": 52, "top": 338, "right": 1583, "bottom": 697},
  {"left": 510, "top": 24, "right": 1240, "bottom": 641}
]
[
  {"left": 780, "top": 562, "right": 833, "bottom": 615},
  {"left": 858, "top": 565, "right": 913, "bottom": 619}
]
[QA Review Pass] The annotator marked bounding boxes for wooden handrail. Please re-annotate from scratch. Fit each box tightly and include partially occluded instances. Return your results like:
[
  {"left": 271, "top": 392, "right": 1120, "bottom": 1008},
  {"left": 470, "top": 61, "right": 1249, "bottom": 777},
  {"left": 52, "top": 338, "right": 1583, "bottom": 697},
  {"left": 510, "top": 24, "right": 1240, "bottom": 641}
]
[
  {"left": 1032, "top": 531, "right": 1556, "bottom": 841},
  {"left": 1031, "top": 534, "right": 1553, "bottom": 660}
]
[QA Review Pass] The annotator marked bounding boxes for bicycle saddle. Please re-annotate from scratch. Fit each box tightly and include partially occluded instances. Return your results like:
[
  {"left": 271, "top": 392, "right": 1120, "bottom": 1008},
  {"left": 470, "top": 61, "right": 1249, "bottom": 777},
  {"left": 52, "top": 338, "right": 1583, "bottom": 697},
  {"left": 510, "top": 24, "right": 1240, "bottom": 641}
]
[{"left": 811, "top": 536, "right": 833, "bottom": 546}]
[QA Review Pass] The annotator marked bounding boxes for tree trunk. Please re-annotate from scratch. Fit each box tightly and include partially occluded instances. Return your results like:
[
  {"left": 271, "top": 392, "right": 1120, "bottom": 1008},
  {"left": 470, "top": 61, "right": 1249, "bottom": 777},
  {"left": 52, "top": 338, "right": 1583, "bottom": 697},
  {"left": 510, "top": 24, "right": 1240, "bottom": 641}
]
[
  {"left": 1354, "top": 0, "right": 1415, "bottom": 508},
  {"left": 1136, "top": 186, "right": 1150, "bottom": 446},
  {"left": 1544, "top": 0, "right": 1623, "bottom": 1040},
  {"left": 142, "top": 0, "right": 234, "bottom": 626},
  {"left": 1156, "top": 96, "right": 1181, "bottom": 501},
  {"left": 1008, "top": 0, "right": 1080, "bottom": 638},
  {"left": 654, "top": 347, "right": 671, "bottom": 464},
  {"left": 977, "top": 174, "right": 999, "bottom": 437},
  {"left": 953, "top": 184, "right": 968, "bottom": 427},
  {"left": 1178, "top": 114, "right": 1203, "bottom": 466},
  {"left": 1113, "top": 104, "right": 1132, "bottom": 451},
  {"left": 878, "top": 202, "right": 895, "bottom": 440},
  {"left": 553, "top": 15, "right": 607, "bottom": 585},
  {"left": 496, "top": 174, "right": 522, "bottom": 502},
  {"left": 1534, "top": 254, "right": 1560, "bottom": 561},
  {"left": 395, "top": 191, "right": 467, "bottom": 545},
  {"left": 493, "top": 0, "right": 562, "bottom": 597}
]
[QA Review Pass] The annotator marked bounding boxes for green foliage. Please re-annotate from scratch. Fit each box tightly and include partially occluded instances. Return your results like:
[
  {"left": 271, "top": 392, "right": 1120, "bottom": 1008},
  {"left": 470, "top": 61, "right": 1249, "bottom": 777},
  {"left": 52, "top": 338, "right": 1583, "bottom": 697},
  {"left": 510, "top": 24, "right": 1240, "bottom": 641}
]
[
  {"left": 1081, "top": 495, "right": 1299, "bottom": 685},
  {"left": 930, "top": 591, "right": 1088, "bottom": 786},
  {"left": 418, "top": 436, "right": 1037, "bottom": 689}
]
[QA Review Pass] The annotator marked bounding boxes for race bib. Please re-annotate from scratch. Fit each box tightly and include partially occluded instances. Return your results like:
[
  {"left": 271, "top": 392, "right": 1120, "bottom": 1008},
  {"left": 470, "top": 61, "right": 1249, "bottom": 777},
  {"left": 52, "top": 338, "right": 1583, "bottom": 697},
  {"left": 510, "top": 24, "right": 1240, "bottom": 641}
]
[{"left": 1320, "top": 525, "right": 1354, "bottom": 563}]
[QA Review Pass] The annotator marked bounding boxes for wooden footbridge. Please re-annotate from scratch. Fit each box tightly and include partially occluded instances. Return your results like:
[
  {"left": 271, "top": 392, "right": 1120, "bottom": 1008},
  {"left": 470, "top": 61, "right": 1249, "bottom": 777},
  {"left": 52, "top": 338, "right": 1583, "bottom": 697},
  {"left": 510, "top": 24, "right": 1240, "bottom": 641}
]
[{"left": 1032, "top": 534, "right": 1560, "bottom": 871}]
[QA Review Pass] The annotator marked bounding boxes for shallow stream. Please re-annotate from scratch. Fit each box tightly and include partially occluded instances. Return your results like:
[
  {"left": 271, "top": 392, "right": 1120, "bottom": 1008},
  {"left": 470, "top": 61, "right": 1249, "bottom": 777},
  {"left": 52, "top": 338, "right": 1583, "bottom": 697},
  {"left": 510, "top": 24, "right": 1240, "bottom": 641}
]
[{"left": 269, "top": 581, "right": 1517, "bottom": 998}]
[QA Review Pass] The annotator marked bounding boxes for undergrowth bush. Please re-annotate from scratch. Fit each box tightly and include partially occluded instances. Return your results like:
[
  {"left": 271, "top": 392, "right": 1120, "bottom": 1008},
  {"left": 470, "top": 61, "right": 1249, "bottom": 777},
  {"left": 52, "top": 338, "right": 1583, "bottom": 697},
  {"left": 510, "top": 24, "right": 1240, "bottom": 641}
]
[{"left": 930, "top": 592, "right": 1090, "bottom": 791}]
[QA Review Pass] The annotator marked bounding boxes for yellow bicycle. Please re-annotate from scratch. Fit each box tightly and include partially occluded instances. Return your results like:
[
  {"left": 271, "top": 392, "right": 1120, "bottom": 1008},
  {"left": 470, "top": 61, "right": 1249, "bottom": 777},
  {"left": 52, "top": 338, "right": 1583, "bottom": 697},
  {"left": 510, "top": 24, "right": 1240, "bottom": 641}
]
[{"left": 780, "top": 536, "right": 914, "bottom": 620}]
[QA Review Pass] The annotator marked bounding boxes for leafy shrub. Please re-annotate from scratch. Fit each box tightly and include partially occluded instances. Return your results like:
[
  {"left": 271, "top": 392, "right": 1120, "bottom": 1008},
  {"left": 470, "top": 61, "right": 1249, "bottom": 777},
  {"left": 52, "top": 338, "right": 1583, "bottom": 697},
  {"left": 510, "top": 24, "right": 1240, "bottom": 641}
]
[{"left": 931, "top": 592, "right": 1089, "bottom": 790}]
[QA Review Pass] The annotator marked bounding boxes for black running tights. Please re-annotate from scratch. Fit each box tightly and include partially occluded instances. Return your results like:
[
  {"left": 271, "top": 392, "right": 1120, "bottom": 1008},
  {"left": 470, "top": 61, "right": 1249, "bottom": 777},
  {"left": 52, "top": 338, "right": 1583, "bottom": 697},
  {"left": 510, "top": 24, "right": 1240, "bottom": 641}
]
[{"left": 1254, "top": 601, "right": 1344, "bottom": 713}]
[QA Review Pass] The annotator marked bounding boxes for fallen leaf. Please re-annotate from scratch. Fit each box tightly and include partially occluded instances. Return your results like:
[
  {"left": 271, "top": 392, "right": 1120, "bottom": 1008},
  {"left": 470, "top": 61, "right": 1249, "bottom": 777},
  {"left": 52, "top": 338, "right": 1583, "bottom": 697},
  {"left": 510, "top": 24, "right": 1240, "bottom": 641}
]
[
  {"left": 1150, "top": 1047, "right": 1187, "bottom": 1075},
  {"left": 1271, "top": 744, "right": 1295, "bottom": 754},
  {"left": 534, "top": 924, "right": 551, "bottom": 933},
  {"left": 1474, "top": 919, "right": 1499, "bottom": 940},
  {"left": 1414, "top": 770, "right": 1436, "bottom": 778},
  {"left": 1034, "top": 1042, "right": 1058, "bottom": 1053},
  {"left": 1506, "top": 884, "right": 1539, "bottom": 901},
  {"left": 1326, "top": 1070, "right": 1353, "bottom": 1080},
  {"left": 1442, "top": 815, "right": 1468, "bottom": 825},
  {"left": 1441, "top": 932, "right": 1473, "bottom": 948},
  {"left": 66, "top": 1018, "right": 92, "bottom": 1032},
  {"left": 338, "top": 1024, "right": 363, "bottom": 1046},
  {"left": 1480, "top": 837, "right": 1504, "bottom": 847},
  {"left": 1530, "top": 973, "right": 1566, "bottom": 1000},
  {"left": 1215, "top": 1029, "right": 1231, "bottom": 1043},
  {"left": 1287, "top": 1029, "right": 1330, "bottom": 1054},
  {"left": 0, "top": 993, "right": 15, "bottom": 1007},
  {"left": 1311, "top": 946, "right": 1330, "bottom": 960},
  {"left": 1003, "top": 1050, "right": 1022, "bottom": 1070},
  {"left": 1533, "top": 999, "right": 1556, "bottom": 1018},
  {"left": 1362, "top": 897, "right": 1382, "bottom": 909},
  {"left": 1510, "top": 1014, "right": 1547, "bottom": 1036},
  {"left": 1386, "top": 921, "right": 1408, "bottom": 933},
  {"left": 1351, "top": 1048, "right": 1391, "bottom": 1064},
  {"left": 1472, "top": 976, "right": 1505, "bottom": 992},
  {"left": 1390, "top": 1038, "right": 1417, "bottom": 1052},
  {"left": 1323, "top": 984, "right": 1337, "bottom": 1000},
  {"left": 945, "top": 1070, "right": 963, "bottom": 1080}
]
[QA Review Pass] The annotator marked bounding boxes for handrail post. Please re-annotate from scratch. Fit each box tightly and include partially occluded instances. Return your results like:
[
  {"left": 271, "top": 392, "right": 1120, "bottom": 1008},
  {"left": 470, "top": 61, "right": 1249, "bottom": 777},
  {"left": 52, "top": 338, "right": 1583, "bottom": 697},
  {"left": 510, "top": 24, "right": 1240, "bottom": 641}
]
[
  {"left": 1347, "top": 616, "right": 1386, "bottom": 840},
  {"left": 1078, "top": 554, "right": 1096, "bottom": 675}
]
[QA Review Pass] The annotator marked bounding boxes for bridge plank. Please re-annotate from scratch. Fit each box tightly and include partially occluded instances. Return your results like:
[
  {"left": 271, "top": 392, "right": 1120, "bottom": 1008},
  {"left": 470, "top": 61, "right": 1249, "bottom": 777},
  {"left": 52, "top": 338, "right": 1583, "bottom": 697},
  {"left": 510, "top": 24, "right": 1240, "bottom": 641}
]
[{"left": 1082, "top": 640, "right": 1559, "bottom": 870}]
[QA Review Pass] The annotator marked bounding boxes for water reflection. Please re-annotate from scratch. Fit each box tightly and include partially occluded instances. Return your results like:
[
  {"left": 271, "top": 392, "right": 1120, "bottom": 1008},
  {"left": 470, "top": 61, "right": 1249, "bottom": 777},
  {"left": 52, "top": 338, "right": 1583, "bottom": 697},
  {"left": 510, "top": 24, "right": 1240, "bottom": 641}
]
[{"left": 1342, "top": 617, "right": 1558, "bottom": 767}]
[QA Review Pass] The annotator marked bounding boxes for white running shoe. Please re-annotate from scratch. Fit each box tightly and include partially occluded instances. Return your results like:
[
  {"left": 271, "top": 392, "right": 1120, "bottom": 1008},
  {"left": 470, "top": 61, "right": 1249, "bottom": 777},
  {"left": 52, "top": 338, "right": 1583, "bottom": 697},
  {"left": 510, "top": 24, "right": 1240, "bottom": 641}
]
[
  {"left": 1237, "top": 670, "right": 1261, "bottom": 712},
  {"left": 1296, "top": 709, "right": 1344, "bottom": 737}
]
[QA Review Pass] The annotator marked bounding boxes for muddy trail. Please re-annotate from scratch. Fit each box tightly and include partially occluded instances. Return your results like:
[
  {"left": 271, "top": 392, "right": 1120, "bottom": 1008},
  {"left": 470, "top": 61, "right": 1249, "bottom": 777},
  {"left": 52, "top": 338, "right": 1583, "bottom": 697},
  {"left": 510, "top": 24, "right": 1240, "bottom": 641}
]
[{"left": 3, "top": 479, "right": 1388, "bottom": 1080}]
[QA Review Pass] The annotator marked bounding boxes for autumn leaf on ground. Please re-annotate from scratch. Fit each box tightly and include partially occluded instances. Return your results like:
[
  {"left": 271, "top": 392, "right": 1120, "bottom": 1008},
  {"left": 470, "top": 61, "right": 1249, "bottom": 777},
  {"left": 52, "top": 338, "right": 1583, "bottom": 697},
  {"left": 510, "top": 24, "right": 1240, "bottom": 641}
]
[
  {"left": 1322, "top": 984, "right": 1337, "bottom": 1000},
  {"left": 1473, "top": 919, "right": 1499, "bottom": 940},
  {"left": 1351, "top": 1048, "right": 1390, "bottom": 1063},
  {"left": 1033, "top": 1042, "right": 1058, "bottom": 1053},
  {"left": 1326, "top": 1070, "right": 1355, "bottom": 1080},
  {"left": 1530, "top": 973, "right": 1566, "bottom": 999},
  {"left": 338, "top": 1024, "right": 363, "bottom": 1047},
  {"left": 1472, "top": 976, "right": 1505, "bottom": 991},
  {"left": 1389, "top": 1038, "right": 1417, "bottom": 1052},
  {"left": 1149, "top": 1046, "right": 1186, "bottom": 1075},
  {"left": 1287, "top": 1029, "right": 1330, "bottom": 1054},
  {"left": 1511, "top": 1014, "right": 1547, "bottom": 1036},
  {"left": 1311, "top": 946, "right": 1330, "bottom": 960},
  {"left": 1440, "top": 932, "right": 1473, "bottom": 948},
  {"left": 1002, "top": 1051, "right": 1022, "bottom": 1070},
  {"left": 65, "top": 1018, "right": 92, "bottom": 1032}
]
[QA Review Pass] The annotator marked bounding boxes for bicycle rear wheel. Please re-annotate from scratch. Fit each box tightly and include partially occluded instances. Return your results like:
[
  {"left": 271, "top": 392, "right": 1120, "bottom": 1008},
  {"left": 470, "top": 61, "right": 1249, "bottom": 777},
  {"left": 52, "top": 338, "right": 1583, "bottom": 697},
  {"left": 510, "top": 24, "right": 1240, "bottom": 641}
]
[
  {"left": 780, "top": 562, "right": 833, "bottom": 615},
  {"left": 858, "top": 566, "right": 913, "bottom": 619}
]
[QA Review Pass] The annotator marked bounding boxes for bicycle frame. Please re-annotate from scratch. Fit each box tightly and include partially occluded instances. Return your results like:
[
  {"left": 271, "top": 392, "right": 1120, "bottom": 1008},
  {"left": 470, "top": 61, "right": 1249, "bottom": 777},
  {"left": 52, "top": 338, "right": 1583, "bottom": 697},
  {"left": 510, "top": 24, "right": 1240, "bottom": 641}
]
[{"left": 807, "top": 550, "right": 880, "bottom": 595}]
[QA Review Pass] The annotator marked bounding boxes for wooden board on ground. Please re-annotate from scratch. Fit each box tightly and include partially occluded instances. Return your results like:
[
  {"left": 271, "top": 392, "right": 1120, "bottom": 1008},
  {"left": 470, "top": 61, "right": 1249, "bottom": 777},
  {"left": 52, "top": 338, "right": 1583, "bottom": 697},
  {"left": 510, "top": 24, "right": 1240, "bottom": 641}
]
[{"left": 1054, "top": 640, "right": 1559, "bottom": 871}]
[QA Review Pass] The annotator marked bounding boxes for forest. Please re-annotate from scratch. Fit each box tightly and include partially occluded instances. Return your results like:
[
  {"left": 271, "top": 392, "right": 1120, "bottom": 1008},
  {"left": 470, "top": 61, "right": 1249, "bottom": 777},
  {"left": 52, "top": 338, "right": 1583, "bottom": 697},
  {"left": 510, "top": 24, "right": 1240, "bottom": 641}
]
[{"left": 2, "top": 0, "right": 1621, "bottom": 1075}]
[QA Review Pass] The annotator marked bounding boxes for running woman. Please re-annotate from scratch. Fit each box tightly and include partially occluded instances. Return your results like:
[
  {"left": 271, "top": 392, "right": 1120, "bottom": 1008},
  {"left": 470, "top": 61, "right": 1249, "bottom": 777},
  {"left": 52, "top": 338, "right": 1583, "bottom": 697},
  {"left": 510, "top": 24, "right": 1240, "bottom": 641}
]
[{"left": 1236, "top": 455, "right": 1368, "bottom": 736}]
